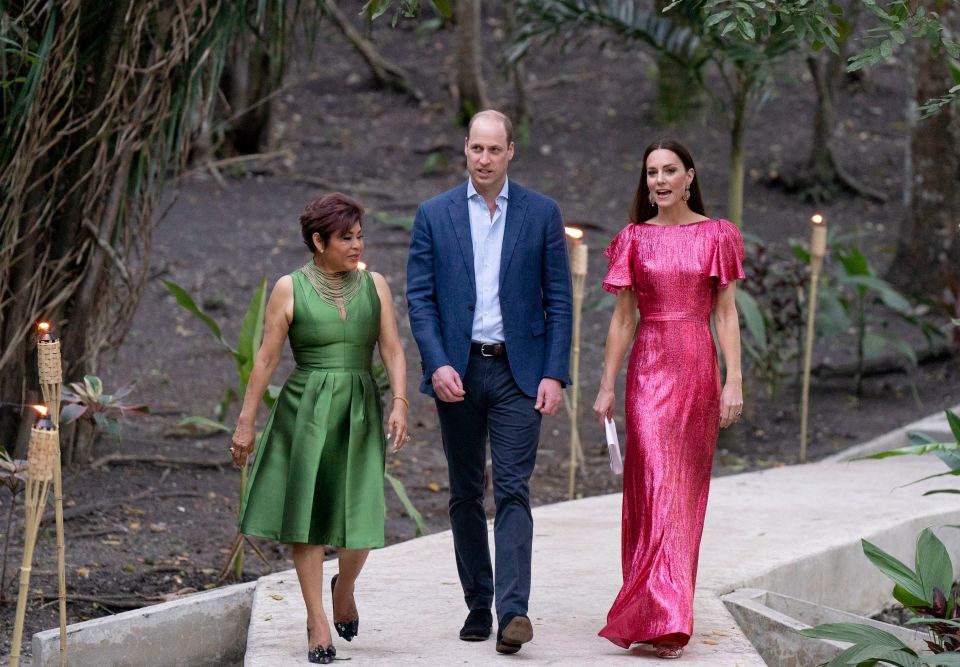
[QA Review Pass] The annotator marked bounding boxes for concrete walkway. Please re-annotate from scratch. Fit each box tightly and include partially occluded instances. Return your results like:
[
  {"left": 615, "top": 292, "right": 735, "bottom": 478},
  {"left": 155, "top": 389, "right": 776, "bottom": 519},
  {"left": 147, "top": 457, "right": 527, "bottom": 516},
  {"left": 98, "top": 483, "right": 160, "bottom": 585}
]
[{"left": 244, "top": 408, "right": 960, "bottom": 666}]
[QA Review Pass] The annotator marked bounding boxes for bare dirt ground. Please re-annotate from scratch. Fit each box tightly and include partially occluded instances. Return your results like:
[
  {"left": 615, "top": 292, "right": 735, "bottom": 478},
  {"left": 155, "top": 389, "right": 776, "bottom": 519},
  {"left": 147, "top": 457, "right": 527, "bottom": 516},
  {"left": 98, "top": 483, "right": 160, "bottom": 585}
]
[{"left": 2, "top": 7, "right": 958, "bottom": 658}]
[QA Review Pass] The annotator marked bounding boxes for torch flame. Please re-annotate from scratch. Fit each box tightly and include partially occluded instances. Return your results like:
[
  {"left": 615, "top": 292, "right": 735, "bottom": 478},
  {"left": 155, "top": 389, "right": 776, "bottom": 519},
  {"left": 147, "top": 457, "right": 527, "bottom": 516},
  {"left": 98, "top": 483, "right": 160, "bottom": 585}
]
[
  {"left": 564, "top": 227, "right": 584, "bottom": 240},
  {"left": 357, "top": 261, "right": 367, "bottom": 271},
  {"left": 811, "top": 214, "right": 824, "bottom": 225},
  {"left": 37, "top": 322, "right": 50, "bottom": 332},
  {"left": 32, "top": 405, "right": 48, "bottom": 417}
]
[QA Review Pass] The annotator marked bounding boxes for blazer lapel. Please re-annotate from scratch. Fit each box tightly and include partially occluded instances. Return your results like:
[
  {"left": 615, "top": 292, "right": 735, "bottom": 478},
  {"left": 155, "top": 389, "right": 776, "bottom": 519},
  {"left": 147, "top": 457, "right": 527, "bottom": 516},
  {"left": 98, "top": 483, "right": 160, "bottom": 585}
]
[
  {"left": 499, "top": 186, "right": 528, "bottom": 285},
  {"left": 447, "top": 190, "right": 476, "bottom": 293}
]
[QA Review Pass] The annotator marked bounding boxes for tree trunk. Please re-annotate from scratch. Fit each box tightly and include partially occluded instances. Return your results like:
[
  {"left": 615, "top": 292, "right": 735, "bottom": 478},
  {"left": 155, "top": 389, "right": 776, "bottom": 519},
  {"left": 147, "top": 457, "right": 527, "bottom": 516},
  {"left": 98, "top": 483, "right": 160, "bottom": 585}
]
[
  {"left": 654, "top": 0, "right": 704, "bottom": 124},
  {"left": 797, "top": 2, "right": 885, "bottom": 203},
  {"left": 222, "top": 7, "right": 280, "bottom": 156},
  {"left": 727, "top": 78, "right": 747, "bottom": 227},
  {"left": 805, "top": 53, "right": 840, "bottom": 188},
  {"left": 503, "top": 0, "right": 530, "bottom": 128},
  {"left": 886, "top": 1, "right": 960, "bottom": 298},
  {"left": 454, "top": 0, "right": 490, "bottom": 125}
]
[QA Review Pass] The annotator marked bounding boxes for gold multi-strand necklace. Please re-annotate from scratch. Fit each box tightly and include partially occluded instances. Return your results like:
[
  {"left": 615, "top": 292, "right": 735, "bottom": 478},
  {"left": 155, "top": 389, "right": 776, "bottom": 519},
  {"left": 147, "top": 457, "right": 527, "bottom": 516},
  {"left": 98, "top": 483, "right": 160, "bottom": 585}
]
[{"left": 301, "top": 261, "right": 361, "bottom": 321}]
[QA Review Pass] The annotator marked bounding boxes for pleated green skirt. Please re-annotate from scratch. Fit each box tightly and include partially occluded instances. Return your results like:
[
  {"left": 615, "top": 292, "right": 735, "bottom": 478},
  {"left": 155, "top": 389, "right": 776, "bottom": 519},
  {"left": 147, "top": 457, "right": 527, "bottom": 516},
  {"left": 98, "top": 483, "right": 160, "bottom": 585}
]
[{"left": 238, "top": 270, "right": 386, "bottom": 548}]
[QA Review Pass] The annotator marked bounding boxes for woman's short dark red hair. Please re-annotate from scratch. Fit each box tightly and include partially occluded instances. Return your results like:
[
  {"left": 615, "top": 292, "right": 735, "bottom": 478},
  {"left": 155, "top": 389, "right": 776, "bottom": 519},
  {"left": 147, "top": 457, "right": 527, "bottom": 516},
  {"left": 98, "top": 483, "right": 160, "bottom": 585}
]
[{"left": 300, "top": 192, "right": 364, "bottom": 252}]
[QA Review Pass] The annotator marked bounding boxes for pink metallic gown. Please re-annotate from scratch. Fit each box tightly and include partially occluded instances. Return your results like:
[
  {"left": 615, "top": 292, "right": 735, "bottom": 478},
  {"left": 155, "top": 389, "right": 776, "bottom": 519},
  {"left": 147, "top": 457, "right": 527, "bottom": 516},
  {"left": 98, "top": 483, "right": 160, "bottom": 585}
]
[{"left": 598, "top": 218, "right": 744, "bottom": 649}]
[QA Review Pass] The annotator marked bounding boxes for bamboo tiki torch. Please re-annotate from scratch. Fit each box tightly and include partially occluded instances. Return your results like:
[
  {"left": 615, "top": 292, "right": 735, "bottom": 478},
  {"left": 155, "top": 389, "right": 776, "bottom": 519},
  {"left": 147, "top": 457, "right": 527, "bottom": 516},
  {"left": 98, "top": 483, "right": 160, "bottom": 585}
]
[
  {"left": 800, "top": 214, "right": 827, "bottom": 463},
  {"left": 9, "top": 405, "right": 59, "bottom": 667},
  {"left": 37, "top": 322, "right": 68, "bottom": 665},
  {"left": 566, "top": 227, "right": 588, "bottom": 499}
]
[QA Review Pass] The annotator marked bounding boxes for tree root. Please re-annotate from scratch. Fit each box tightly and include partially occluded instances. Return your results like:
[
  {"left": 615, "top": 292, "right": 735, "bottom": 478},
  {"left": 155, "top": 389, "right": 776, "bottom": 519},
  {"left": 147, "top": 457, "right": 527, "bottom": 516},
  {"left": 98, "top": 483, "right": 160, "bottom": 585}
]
[
  {"left": 88, "top": 453, "right": 231, "bottom": 470},
  {"left": 37, "top": 592, "right": 162, "bottom": 610},
  {"left": 812, "top": 342, "right": 954, "bottom": 379},
  {"left": 322, "top": 0, "right": 423, "bottom": 102},
  {"left": 768, "top": 161, "right": 887, "bottom": 204}
]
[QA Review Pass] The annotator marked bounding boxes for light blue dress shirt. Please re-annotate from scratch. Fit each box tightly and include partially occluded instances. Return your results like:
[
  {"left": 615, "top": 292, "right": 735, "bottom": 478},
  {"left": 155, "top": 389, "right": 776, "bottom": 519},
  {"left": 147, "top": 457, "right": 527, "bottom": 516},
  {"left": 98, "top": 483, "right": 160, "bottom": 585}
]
[{"left": 467, "top": 178, "right": 509, "bottom": 343}]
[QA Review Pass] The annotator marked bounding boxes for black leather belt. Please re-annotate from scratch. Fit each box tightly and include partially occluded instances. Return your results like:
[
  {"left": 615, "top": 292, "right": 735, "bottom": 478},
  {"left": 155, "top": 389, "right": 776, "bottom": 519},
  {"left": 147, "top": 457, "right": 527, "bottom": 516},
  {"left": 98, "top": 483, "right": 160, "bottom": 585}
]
[{"left": 470, "top": 342, "right": 507, "bottom": 357}]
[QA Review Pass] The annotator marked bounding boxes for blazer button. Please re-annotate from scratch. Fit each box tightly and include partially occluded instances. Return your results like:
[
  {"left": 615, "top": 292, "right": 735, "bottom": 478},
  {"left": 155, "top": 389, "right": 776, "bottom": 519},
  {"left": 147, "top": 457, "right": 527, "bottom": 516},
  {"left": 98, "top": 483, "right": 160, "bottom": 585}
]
[{"left": 467, "top": 305, "right": 475, "bottom": 312}]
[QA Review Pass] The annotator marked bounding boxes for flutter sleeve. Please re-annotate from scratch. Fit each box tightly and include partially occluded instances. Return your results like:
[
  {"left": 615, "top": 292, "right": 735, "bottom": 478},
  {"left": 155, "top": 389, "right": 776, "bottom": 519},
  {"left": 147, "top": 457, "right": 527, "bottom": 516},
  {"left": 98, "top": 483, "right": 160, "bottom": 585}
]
[
  {"left": 601, "top": 225, "right": 636, "bottom": 294},
  {"left": 709, "top": 219, "right": 745, "bottom": 288}
]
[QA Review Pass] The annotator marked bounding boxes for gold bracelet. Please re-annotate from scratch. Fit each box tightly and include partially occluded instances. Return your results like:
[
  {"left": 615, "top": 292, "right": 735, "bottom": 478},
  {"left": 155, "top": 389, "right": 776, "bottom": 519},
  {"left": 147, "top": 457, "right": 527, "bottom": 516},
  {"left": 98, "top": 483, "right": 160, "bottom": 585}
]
[{"left": 391, "top": 395, "right": 409, "bottom": 408}]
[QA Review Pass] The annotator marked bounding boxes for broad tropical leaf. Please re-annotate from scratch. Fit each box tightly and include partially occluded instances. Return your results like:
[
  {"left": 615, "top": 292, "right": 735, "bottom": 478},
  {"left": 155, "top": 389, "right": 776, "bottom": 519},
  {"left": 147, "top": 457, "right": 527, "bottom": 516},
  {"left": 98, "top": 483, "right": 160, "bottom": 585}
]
[
  {"left": 892, "top": 583, "right": 930, "bottom": 609},
  {"left": 163, "top": 280, "right": 236, "bottom": 355},
  {"left": 861, "top": 441, "right": 957, "bottom": 461},
  {"left": 837, "top": 274, "right": 912, "bottom": 313},
  {"left": 915, "top": 528, "right": 953, "bottom": 608},
  {"left": 59, "top": 403, "right": 87, "bottom": 423},
  {"left": 901, "top": 469, "right": 960, "bottom": 488},
  {"left": 861, "top": 539, "right": 927, "bottom": 605},
  {"left": 83, "top": 375, "right": 103, "bottom": 398},
  {"left": 799, "top": 622, "right": 911, "bottom": 649},
  {"left": 236, "top": 277, "right": 268, "bottom": 385},
  {"left": 735, "top": 289, "right": 766, "bottom": 351},
  {"left": 948, "top": 410, "right": 960, "bottom": 443},
  {"left": 826, "top": 644, "right": 919, "bottom": 667},
  {"left": 836, "top": 245, "right": 872, "bottom": 278},
  {"left": 858, "top": 331, "right": 917, "bottom": 367},
  {"left": 385, "top": 471, "right": 429, "bottom": 538}
]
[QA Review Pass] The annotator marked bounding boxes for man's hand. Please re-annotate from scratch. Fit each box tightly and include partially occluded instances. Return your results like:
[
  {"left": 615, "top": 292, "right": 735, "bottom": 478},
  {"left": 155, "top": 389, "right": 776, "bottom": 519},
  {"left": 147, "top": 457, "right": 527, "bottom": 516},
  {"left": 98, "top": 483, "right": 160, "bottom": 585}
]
[
  {"left": 535, "top": 378, "right": 562, "bottom": 415},
  {"left": 431, "top": 365, "right": 466, "bottom": 402}
]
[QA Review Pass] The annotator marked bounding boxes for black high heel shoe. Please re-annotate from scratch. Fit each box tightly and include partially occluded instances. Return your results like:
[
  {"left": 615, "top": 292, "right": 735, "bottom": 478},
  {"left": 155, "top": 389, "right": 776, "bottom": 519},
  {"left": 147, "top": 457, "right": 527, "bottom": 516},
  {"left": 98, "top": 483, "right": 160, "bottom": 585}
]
[
  {"left": 307, "top": 644, "right": 336, "bottom": 664},
  {"left": 330, "top": 574, "right": 359, "bottom": 642}
]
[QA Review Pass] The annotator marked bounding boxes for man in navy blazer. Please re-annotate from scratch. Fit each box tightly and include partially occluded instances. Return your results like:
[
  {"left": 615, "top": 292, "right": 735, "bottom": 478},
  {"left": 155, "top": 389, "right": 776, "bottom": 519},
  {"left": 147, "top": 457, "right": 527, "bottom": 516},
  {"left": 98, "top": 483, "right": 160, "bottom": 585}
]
[{"left": 407, "top": 110, "right": 572, "bottom": 655}]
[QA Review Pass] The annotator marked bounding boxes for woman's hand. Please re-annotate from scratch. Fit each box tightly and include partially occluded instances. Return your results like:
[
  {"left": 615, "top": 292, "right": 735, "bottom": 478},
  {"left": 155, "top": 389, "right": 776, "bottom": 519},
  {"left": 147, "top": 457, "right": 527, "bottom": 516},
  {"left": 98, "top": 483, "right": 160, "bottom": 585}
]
[
  {"left": 593, "top": 386, "right": 616, "bottom": 423},
  {"left": 719, "top": 380, "right": 743, "bottom": 429},
  {"left": 231, "top": 422, "right": 255, "bottom": 467},
  {"left": 387, "top": 403, "right": 409, "bottom": 453}
]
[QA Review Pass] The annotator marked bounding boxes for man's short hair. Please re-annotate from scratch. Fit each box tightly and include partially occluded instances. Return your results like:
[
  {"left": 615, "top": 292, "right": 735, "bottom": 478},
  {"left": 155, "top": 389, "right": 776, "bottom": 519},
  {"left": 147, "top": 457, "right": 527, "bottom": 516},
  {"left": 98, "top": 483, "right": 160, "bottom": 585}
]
[{"left": 466, "top": 110, "right": 514, "bottom": 146}]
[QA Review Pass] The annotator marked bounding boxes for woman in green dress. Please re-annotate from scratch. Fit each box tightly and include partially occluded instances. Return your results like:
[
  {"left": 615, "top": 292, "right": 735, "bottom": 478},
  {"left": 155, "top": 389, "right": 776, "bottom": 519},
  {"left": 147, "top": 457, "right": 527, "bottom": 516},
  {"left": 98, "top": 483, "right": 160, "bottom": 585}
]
[{"left": 230, "top": 192, "right": 409, "bottom": 664}]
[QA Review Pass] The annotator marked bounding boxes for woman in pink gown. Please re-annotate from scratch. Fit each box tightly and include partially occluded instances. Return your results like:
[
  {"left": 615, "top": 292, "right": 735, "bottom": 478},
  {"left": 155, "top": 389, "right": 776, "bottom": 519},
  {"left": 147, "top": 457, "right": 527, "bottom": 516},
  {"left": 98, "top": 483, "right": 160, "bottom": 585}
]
[{"left": 593, "top": 139, "right": 744, "bottom": 659}]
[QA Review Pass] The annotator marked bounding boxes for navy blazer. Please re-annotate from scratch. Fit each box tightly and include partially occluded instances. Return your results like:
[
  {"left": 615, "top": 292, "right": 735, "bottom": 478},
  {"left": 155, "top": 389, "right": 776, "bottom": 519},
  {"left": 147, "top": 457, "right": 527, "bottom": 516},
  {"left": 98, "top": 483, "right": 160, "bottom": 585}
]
[{"left": 406, "top": 181, "right": 573, "bottom": 398}]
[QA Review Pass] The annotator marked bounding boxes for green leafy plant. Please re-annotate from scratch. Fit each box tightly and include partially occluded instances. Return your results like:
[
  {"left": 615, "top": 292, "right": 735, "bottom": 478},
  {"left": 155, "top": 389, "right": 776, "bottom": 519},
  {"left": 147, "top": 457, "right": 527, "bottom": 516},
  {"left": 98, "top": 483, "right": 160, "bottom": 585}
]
[
  {"left": 800, "top": 528, "right": 960, "bottom": 663},
  {"left": 860, "top": 409, "right": 960, "bottom": 497},
  {"left": 684, "top": 0, "right": 960, "bottom": 119},
  {"left": 373, "top": 361, "right": 430, "bottom": 537},
  {"left": 385, "top": 471, "right": 429, "bottom": 537},
  {"left": 800, "top": 414, "right": 960, "bottom": 664},
  {"left": 793, "top": 234, "right": 941, "bottom": 399},
  {"left": 717, "top": 234, "right": 803, "bottom": 397},
  {"left": 510, "top": 0, "right": 802, "bottom": 226},
  {"left": 165, "top": 278, "right": 278, "bottom": 577},
  {"left": 362, "top": 0, "right": 452, "bottom": 25},
  {"left": 60, "top": 375, "right": 149, "bottom": 441},
  {"left": 163, "top": 278, "right": 279, "bottom": 429},
  {"left": 0, "top": 451, "right": 28, "bottom": 602}
]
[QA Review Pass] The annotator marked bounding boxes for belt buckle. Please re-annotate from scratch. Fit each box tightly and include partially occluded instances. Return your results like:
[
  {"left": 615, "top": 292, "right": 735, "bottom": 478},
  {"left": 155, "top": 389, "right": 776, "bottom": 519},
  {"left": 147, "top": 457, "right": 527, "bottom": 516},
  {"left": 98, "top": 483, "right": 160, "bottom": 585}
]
[{"left": 480, "top": 343, "right": 495, "bottom": 357}]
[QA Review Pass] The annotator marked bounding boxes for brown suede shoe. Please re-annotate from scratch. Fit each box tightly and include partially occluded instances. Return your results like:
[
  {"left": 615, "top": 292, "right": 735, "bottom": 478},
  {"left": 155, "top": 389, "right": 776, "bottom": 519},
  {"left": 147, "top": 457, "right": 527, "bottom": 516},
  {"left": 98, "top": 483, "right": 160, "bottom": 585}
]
[{"left": 495, "top": 614, "right": 533, "bottom": 654}]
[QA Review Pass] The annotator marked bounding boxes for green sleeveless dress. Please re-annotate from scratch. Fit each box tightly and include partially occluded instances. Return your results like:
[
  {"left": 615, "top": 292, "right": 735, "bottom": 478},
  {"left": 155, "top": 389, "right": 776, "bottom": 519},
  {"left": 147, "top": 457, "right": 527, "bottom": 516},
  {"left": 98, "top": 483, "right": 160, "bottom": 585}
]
[{"left": 238, "top": 269, "right": 386, "bottom": 548}]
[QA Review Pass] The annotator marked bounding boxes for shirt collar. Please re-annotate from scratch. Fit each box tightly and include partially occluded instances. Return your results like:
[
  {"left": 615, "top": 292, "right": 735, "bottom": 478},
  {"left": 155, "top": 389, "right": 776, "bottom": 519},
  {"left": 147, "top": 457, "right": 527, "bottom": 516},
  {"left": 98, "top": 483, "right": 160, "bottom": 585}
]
[{"left": 467, "top": 177, "right": 509, "bottom": 202}]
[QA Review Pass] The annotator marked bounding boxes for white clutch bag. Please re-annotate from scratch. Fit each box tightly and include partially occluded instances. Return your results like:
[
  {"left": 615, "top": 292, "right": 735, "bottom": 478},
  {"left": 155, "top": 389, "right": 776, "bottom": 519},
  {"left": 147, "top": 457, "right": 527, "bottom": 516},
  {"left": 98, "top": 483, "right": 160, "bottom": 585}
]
[{"left": 605, "top": 417, "right": 623, "bottom": 475}]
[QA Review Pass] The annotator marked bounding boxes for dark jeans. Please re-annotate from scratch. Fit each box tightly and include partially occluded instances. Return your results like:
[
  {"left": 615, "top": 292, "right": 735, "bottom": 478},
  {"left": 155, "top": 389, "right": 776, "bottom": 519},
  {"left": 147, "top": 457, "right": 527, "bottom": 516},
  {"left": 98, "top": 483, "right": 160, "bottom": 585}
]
[{"left": 436, "top": 352, "right": 542, "bottom": 622}]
